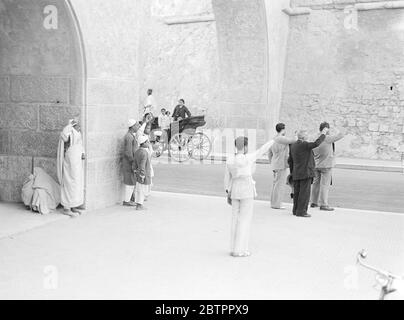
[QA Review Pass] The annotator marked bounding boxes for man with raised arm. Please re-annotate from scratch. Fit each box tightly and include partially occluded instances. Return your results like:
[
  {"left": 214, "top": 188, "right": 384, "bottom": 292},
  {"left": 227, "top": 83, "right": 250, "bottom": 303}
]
[
  {"left": 268, "top": 123, "right": 297, "bottom": 209},
  {"left": 288, "top": 127, "right": 328, "bottom": 218}
]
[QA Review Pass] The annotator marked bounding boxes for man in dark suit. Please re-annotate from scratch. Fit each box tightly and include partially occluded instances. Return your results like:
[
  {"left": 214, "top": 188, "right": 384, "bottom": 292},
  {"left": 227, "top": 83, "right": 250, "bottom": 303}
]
[
  {"left": 172, "top": 99, "right": 191, "bottom": 121},
  {"left": 288, "top": 127, "right": 328, "bottom": 217}
]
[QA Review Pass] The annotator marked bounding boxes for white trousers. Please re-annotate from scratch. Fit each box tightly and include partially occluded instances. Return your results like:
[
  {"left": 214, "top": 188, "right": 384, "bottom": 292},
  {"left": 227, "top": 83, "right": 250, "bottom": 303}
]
[
  {"left": 230, "top": 198, "right": 254, "bottom": 254},
  {"left": 271, "top": 169, "right": 288, "bottom": 208},
  {"left": 135, "top": 183, "right": 149, "bottom": 205},
  {"left": 124, "top": 185, "right": 135, "bottom": 202}
]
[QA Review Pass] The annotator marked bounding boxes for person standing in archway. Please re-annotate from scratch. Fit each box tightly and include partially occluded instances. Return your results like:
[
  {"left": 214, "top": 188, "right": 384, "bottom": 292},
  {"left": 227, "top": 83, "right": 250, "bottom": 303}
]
[{"left": 57, "top": 119, "right": 85, "bottom": 218}]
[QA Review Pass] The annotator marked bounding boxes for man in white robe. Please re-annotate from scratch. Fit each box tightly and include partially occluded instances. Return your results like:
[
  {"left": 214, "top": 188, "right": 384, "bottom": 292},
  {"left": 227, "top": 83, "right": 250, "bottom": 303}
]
[
  {"left": 143, "top": 89, "right": 157, "bottom": 116},
  {"left": 57, "top": 119, "right": 85, "bottom": 218}
]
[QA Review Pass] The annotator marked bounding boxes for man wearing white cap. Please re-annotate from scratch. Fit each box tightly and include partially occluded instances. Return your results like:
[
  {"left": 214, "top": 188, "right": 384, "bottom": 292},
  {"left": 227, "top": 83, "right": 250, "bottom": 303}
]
[
  {"left": 122, "top": 119, "right": 140, "bottom": 206},
  {"left": 133, "top": 134, "right": 152, "bottom": 210},
  {"left": 57, "top": 119, "right": 85, "bottom": 217}
]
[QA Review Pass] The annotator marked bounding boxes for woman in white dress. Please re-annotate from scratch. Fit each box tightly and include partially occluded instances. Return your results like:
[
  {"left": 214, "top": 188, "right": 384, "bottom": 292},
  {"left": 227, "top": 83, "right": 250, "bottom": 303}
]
[{"left": 224, "top": 136, "right": 273, "bottom": 257}]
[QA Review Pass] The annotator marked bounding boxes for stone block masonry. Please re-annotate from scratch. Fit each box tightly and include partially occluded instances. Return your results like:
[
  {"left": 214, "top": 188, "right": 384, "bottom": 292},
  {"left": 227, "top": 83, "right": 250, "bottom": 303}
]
[
  {"left": 0, "top": 77, "right": 10, "bottom": 102},
  {"left": 10, "top": 76, "right": 70, "bottom": 104},
  {"left": 281, "top": 4, "right": 404, "bottom": 160},
  {"left": 0, "top": 0, "right": 83, "bottom": 202}
]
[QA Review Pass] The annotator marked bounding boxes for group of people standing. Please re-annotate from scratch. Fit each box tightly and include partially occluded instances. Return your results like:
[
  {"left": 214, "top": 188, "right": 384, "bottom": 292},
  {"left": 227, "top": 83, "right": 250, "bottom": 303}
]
[
  {"left": 224, "top": 122, "right": 345, "bottom": 257},
  {"left": 54, "top": 89, "right": 346, "bottom": 260},
  {"left": 122, "top": 89, "right": 193, "bottom": 210},
  {"left": 122, "top": 115, "right": 154, "bottom": 211}
]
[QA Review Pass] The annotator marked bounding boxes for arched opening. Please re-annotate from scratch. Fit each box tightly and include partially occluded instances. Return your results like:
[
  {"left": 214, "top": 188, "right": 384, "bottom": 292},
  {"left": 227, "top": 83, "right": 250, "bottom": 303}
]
[{"left": 0, "top": 0, "right": 85, "bottom": 203}]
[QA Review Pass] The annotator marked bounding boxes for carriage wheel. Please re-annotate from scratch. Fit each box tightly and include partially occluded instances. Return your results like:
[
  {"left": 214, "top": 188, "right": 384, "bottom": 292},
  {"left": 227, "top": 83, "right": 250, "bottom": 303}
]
[
  {"left": 188, "top": 132, "right": 212, "bottom": 160},
  {"left": 168, "top": 133, "right": 191, "bottom": 162}
]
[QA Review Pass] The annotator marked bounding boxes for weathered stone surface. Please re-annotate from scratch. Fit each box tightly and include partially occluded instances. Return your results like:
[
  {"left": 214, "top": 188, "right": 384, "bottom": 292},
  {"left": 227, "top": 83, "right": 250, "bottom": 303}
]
[
  {"left": 151, "top": 0, "right": 213, "bottom": 16},
  {"left": 85, "top": 181, "right": 122, "bottom": 211},
  {"left": 281, "top": 7, "right": 404, "bottom": 160},
  {"left": 140, "top": 0, "right": 269, "bottom": 130},
  {"left": 0, "top": 155, "right": 32, "bottom": 182},
  {"left": 0, "top": 180, "right": 22, "bottom": 202},
  {"left": 0, "top": 130, "right": 10, "bottom": 154},
  {"left": 33, "top": 157, "right": 58, "bottom": 182},
  {"left": 0, "top": 104, "right": 38, "bottom": 130},
  {"left": 39, "top": 105, "right": 81, "bottom": 131},
  {"left": 87, "top": 105, "right": 132, "bottom": 133},
  {"left": 11, "top": 76, "right": 70, "bottom": 104},
  {"left": 226, "top": 116, "right": 258, "bottom": 129},
  {"left": 87, "top": 79, "right": 138, "bottom": 106},
  {"left": 86, "top": 161, "right": 97, "bottom": 185},
  {"left": 86, "top": 132, "right": 125, "bottom": 160},
  {"left": 95, "top": 157, "right": 122, "bottom": 184},
  {"left": 369, "top": 123, "right": 379, "bottom": 132},
  {"left": 0, "top": 77, "right": 10, "bottom": 102},
  {"left": 0, "top": 0, "right": 80, "bottom": 75},
  {"left": 69, "top": 0, "right": 140, "bottom": 79},
  {"left": 10, "top": 131, "right": 59, "bottom": 157}
]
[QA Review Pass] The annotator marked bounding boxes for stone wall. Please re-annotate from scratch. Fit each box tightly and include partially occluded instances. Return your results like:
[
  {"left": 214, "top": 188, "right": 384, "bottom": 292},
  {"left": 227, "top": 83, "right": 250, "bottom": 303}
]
[
  {"left": 282, "top": 0, "right": 404, "bottom": 160},
  {"left": 0, "top": 0, "right": 82, "bottom": 202},
  {"left": 140, "top": 0, "right": 270, "bottom": 146},
  {"left": 139, "top": 0, "right": 220, "bottom": 123},
  {"left": 70, "top": 0, "right": 141, "bottom": 210}
]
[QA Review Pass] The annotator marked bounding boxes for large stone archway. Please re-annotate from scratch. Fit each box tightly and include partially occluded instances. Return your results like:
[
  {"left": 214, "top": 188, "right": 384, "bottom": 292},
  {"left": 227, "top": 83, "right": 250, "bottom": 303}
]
[
  {"left": 0, "top": 0, "right": 84, "bottom": 202},
  {"left": 1, "top": 0, "right": 292, "bottom": 210},
  {"left": 0, "top": 0, "right": 142, "bottom": 210},
  {"left": 67, "top": 0, "right": 141, "bottom": 210},
  {"left": 139, "top": 0, "right": 291, "bottom": 145}
]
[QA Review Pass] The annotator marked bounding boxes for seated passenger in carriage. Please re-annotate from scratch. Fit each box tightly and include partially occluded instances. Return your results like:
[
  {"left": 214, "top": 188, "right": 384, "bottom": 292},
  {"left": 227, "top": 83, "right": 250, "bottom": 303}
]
[{"left": 172, "top": 99, "right": 191, "bottom": 121}]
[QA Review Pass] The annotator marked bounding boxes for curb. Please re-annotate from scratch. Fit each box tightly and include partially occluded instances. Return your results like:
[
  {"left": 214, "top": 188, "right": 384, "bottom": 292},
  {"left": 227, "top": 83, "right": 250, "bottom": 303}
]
[{"left": 207, "top": 156, "right": 403, "bottom": 173}]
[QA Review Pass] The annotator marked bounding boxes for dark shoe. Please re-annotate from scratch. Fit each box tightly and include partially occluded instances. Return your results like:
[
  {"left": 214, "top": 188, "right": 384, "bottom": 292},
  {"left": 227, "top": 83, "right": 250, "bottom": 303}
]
[
  {"left": 320, "top": 206, "right": 334, "bottom": 211},
  {"left": 297, "top": 214, "right": 311, "bottom": 218},
  {"left": 310, "top": 203, "right": 318, "bottom": 208},
  {"left": 123, "top": 201, "right": 136, "bottom": 207},
  {"left": 290, "top": 193, "right": 294, "bottom": 199},
  {"left": 231, "top": 251, "right": 251, "bottom": 257}
]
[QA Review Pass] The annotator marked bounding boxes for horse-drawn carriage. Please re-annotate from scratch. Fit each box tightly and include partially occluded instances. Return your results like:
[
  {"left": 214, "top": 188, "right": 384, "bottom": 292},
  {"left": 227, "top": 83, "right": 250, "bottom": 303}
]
[{"left": 149, "top": 115, "right": 211, "bottom": 162}]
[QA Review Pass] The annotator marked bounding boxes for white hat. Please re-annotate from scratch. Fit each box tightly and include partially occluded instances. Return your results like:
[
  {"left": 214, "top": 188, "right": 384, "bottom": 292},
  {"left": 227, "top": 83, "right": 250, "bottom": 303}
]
[
  {"left": 137, "top": 135, "right": 148, "bottom": 145},
  {"left": 128, "top": 119, "right": 137, "bottom": 128}
]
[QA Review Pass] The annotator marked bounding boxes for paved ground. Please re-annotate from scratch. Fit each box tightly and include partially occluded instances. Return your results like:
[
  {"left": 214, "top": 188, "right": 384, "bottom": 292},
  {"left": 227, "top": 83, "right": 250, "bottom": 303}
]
[
  {"left": 152, "top": 163, "right": 404, "bottom": 213},
  {"left": 0, "top": 203, "right": 68, "bottom": 240},
  {"left": 0, "top": 191, "right": 403, "bottom": 300}
]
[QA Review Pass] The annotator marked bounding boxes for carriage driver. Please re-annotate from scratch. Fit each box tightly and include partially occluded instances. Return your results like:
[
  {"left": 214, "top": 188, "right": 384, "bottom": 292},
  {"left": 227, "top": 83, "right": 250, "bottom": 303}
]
[{"left": 172, "top": 99, "right": 191, "bottom": 121}]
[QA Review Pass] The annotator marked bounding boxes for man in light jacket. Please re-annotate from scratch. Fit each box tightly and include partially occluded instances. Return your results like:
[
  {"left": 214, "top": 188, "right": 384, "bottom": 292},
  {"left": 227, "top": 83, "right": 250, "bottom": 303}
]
[
  {"left": 310, "top": 122, "right": 346, "bottom": 211},
  {"left": 268, "top": 123, "right": 297, "bottom": 209}
]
